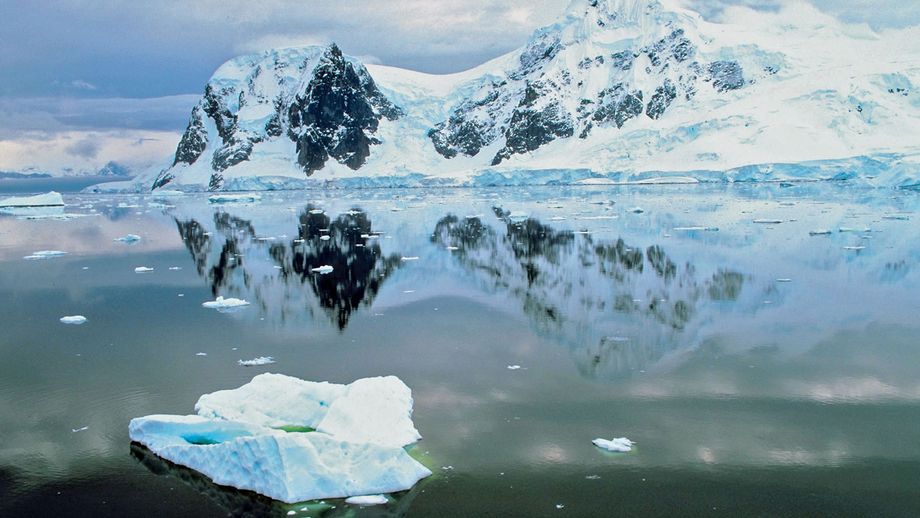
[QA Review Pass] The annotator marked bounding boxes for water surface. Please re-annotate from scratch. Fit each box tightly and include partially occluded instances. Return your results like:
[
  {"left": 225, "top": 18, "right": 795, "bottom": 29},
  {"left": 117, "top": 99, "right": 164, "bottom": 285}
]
[{"left": 1, "top": 184, "right": 919, "bottom": 516}]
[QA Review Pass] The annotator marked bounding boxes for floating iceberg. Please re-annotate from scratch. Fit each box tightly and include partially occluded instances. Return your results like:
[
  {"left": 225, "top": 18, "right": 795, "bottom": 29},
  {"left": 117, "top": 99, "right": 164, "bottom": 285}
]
[
  {"left": 129, "top": 374, "right": 430, "bottom": 503},
  {"left": 345, "top": 495, "right": 387, "bottom": 506},
  {"left": 0, "top": 191, "right": 64, "bottom": 208},
  {"left": 592, "top": 437, "right": 635, "bottom": 453},
  {"left": 208, "top": 193, "right": 261, "bottom": 204},
  {"left": 237, "top": 356, "right": 275, "bottom": 366},
  {"left": 24, "top": 250, "right": 67, "bottom": 260},
  {"left": 115, "top": 234, "right": 142, "bottom": 243},
  {"left": 60, "top": 315, "right": 87, "bottom": 325},
  {"left": 202, "top": 296, "right": 251, "bottom": 309}
]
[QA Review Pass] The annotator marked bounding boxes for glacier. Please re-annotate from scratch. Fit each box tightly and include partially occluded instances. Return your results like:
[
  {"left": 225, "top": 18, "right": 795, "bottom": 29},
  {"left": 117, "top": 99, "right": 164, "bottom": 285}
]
[
  {"left": 129, "top": 373, "right": 430, "bottom": 503},
  {"left": 92, "top": 0, "right": 920, "bottom": 193}
]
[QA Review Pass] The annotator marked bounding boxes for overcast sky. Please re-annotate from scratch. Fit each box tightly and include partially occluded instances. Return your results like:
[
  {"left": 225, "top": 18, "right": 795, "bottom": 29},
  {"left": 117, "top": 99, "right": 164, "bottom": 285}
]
[{"left": 0, "top": 0, "right": 917, "bottom": 173}]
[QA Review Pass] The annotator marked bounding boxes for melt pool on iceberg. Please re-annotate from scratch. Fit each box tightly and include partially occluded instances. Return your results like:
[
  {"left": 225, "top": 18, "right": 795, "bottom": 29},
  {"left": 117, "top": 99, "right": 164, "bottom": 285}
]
[{"left": 129, "top": 373, "right": 431, "bottom": 503}]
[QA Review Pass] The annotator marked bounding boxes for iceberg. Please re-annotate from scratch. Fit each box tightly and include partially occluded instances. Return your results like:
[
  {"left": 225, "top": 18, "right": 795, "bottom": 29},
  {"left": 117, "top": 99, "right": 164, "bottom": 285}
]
[
  {"left": 129, "top": 374, "right": 430, "bottom": 503},
  {"left": 23, "top": 250, "right": 67, "bottom": 260},
  {"left": 115, "top": 234, "right": 142, "bottom": 243},
  {"left": 208, "top": 193, "right": 261, "bottom": 204},
  {"left": 0, "top": 191, "right": 64, "bottom": 208},
  {"left": 345, "top": 495, "right": 387, "bottom": 506},
  {"left": 237, "top": 356, "right": 276, "bottom": 367},
  {"left": 202, "top": 296, "right": 250, "bottom": 309},
  {"left": 60, "top": 315, "right": 87, "bottom": 325},
  {"left": 592, "top": 437, "right": 635, "bottom": 452}
]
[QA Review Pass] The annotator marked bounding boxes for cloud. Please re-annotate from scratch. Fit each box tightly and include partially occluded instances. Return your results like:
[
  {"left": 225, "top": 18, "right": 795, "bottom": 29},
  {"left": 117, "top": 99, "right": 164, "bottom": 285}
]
[{"left": 65, "top": 138, "right": 101, "bottom": 159}]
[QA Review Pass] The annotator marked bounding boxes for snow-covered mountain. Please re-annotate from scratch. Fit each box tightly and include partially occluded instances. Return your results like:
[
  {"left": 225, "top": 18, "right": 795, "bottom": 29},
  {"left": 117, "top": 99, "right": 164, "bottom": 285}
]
[{"left": 126, "top": 0, "right": 920, "bottom": 192}]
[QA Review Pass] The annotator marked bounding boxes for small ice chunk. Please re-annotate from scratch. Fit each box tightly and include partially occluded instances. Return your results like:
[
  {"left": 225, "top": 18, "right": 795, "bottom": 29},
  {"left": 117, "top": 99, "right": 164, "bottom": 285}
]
[
  {"left": 401, "top": 256, "right": 419, "bottom": 261},
  {"left": 196, "top": 352, "right": 208, "bottom": 357},
  {"left": 238, "top": 356, "right": 275, "bottom": 366},
  {"left": 202, "top": 296, "right": 250, "bottom": 309},
  {"left": 882, "top": 215, "right": 910, "bottom": 221},
  {"left": 168, "top": 266, "right": 182, "bottom": 271},
  {"left": 673, "top": 226, "right": 719, "bottom": 232},
  {"left": 446, "top": 246, "right": 459, "bottom": 251},
  {"left": 628, "top": 207, "right": 645, "bottom": 214},
  {"left": 592, "top": 437, "right": 635, "bottom": 452},
  {"left": 556, "top": 504, "right": 565, "bottom": 509},
  {"left": 309, "top": 209, "right": 324, "bottom": 214},
  {"left": 135, "top": 266, "right": 154, "bottom": 273},
  {"left": 345, "top": 495, "right": 387, "bottom": 506},
  {"left": 319, "top": 235, "right": 331, "bottom": 241},
  {"left": 508, "top": 211, "right": 529, "bottom": 221},
  {"left": 843, "top": 246, "right": 866, "bottom": 251},
  {"left": 114, "top": 234, "right": 141, "bottom": 243},
  {"left": 753, "top": 219, "right": 782, "bottom": 224},
  {"left": 60, "top": 315, "right": 87, "bottom": 325},
  {"left": 507, "top": 365, "right": 522, "bottom": 370},
  {"left": 72, "top": 426, "right": 89, "bottom": 433},
  {"left": 809, "top": 230, "right": 832, "bottom": 236},
  {"left": 311, "top": 265, "right": 334, "bottom": 274},
  {"left": 208, "top": 193, "right": 261, "bottom": 204},
  {"left": 776, "top": 278, "right": 792, "bottom": 283},
  {"left": 23, "top": 250, "right": 67, "bottom": 260}
]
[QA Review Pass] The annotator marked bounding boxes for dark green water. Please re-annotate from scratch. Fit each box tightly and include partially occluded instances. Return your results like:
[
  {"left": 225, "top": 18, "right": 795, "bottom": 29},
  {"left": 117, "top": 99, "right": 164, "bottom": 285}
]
[{"left": 1, "top": 185, "right": 919, "bottom": 516}]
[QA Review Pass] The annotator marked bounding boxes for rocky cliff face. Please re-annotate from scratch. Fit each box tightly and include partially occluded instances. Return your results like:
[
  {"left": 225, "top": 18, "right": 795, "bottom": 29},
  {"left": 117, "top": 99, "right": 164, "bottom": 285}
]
[
  {"left": 429, "top": 0, "right": 747, "bottom": 165},
  {"left": 155, "top": 44, "right": 401, "bottom": 190}
]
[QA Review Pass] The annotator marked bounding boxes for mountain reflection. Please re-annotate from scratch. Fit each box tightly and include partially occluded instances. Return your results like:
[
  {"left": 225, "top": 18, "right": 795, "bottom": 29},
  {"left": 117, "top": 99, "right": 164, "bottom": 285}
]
[
  {"left": 433, "top": 208, "right": 750, "bottom": 378},
  {"left": 175, "top": 206, "right": 400, "bottom": 330}
]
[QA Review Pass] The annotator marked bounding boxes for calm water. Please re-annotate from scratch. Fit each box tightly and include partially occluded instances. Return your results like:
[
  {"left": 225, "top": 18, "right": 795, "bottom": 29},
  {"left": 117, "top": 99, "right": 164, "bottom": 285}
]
[{"left": 1, "top": 184, "right": 919, "bottom": 517}]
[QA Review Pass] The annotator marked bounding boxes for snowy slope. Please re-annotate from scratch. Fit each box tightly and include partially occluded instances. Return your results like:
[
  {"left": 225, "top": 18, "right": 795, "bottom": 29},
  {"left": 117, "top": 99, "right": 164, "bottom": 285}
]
[{"left": 120, "top": 0, "right": 920, "bottom": 192}]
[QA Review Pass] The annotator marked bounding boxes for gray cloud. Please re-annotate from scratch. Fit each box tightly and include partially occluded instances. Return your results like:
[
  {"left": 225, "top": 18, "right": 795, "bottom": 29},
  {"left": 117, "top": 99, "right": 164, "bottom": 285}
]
[{"left": 64, "top": 138, "right": 101, "bottom": 159}]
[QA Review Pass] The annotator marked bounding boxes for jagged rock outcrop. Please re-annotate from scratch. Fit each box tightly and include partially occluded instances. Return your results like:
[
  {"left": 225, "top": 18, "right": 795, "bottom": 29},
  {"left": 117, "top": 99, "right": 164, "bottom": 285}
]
[
  {"left": 429, "top": 0, "right": 747, "bottom": 164},
  {"left": 156, "top": 44, "right": 401, "bottom": 190}
]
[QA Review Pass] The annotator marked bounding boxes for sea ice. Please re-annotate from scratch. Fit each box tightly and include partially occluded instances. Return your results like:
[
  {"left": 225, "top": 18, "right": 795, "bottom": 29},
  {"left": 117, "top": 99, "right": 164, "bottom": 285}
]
[
  {"left": 238, "top": 356, "right": 276, "bottom": 366},
  {"left": 592, "top": 437, "right": 635, "bottom": 452},
  {"left": 311, "top": 265, "right": 333, "bottom": 274},
  {"left": 114, "top": 234, "right": 142, "bottom": 243},
  {"left": 60, "top": 315, "right": 87, "bottom": 325},
  {"left": 202, "top": 296, "right": 251, "bottom": 309},
  {"left": 129, "top": 374, "right": 430, "bottom": 502},
  {"left": 0, "top": 191, "right": 64, "bottom": 207},
  {"left": 345, "top": 495, "right": 387, "bottom": 505},
  {"left": 208, "top": 193, "right": 261, "bottom": 204},
  {"left": 23, "top": 250, "right": 67, "bottom": 260}
]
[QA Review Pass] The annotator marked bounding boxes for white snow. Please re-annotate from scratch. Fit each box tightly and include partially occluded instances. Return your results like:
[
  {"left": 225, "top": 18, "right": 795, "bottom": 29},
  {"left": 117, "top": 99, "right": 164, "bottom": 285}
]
[
  {"left": 23, "top": 250, "right": 67, "bottom": 260},
  {"left": 202, "top": 296, "right": 251, "bottom": 309},
  {"left": 237, "top": 356, "right": 276, "bottom": 366},
  {"left": 114, "top": 234, "right": 142, "bottom": 243},
  {"left": 592, "top": 437, "right": 635, "bottom": 452},
  {"left": 311, "top": 265, "right": 334, "bottom": 274},
  {"left": 134, "top": 266, "right": 154, "bottom": 273},
  {"left": 60, "top": 315, "right": 87, "bottom": 325},
  {"left": 0, "top": 191, "right": 64, "bottom": 207},
  {"left": 345, "top": 495, "right": 387, "bottom": 506},
  {"left": 129, "top": 374, "right": 430, "bottom": 503}
]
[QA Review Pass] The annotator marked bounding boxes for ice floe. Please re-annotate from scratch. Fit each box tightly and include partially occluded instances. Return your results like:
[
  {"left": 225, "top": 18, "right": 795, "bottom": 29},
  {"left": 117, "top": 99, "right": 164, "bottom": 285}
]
[
  {"left": 202, "top": 296, "right": 250, "bottom": 309},
  {"left": 208, "top": 193, "right": 261, "bottom": 204},
  {"left": 129, "top": 373, "right": 430, "bottom": 503},
  {"left": 114, "top": 234, "right": 142, "bottom": 243},
  {"left": 346, "top": 495, "right": 387, "bottom": 506},
  {"left": 23, "top": 250, "right": 67, "bottom": 260},
  {"left": 237, "top": 356, "right": 275, "bottom": 366},
  {"left": 592, "top": 437, "right": 635, "bottom": 452},
  {"left": 0, "top": 191, "right": 64, "bottom": 208},
  {"left": 60, "top": 315, "right": 87, "bottom": 325}
]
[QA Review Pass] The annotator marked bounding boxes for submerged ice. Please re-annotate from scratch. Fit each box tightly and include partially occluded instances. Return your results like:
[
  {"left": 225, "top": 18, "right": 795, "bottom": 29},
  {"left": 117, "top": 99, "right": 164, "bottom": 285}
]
[{"left": 129, "top": 373, "right": 430, "bottom": 503}]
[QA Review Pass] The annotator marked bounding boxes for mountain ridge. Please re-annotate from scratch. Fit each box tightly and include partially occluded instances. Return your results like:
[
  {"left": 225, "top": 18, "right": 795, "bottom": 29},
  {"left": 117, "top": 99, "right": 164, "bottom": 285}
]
[{"left": 117, "top": 0, "right": 920, "bottom": 192}]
